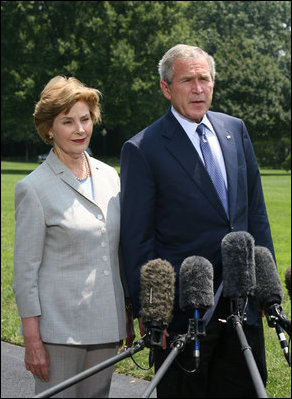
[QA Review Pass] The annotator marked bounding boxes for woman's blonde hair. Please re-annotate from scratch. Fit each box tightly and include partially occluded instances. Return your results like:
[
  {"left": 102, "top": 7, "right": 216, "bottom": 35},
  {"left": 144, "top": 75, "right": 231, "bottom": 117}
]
[{"left": 33, "top": 76, "right": 102, "bottom": 144}]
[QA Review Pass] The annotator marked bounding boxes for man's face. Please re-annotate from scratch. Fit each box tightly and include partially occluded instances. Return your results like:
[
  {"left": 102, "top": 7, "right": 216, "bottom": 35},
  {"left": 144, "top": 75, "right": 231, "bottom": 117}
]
[{"left": 160, "top": 56, "right": 214, "bottom": 123}]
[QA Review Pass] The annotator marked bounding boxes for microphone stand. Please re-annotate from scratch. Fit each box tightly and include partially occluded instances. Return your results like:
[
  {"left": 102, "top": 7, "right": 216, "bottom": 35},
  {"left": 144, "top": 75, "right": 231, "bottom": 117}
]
[
  {"left": 142, "top": 317, "right": 206, "bottom": 398},
  {"left": 145, "top": 321, "right": 166, "bottom": 368},
  {"left": 227, "top": 298, "right": 268, "bottom": 398},
  {"left": 142, "top": 336, "right": 186, "bottom": 398},
  {"left": 265, "top": 305, "right": 291, "bottom": 366},
  {"left": 33, "top": 339, "right": 146, "bottom": 398},
  {"left": 274, "top": 324, "right": 291, "bottom": 366},
  {"left": 265, "top": 303, "right": 291, "bottom": 338}
]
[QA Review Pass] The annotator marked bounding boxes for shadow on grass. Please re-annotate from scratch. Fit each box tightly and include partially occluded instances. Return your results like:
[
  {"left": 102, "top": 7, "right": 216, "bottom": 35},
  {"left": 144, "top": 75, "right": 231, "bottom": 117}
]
[
  {"left": 260, "top": 172, "right": 291, "bottom": 176},
  {"left": 1, "top": 170, "right": 35, "bottom": 175}
]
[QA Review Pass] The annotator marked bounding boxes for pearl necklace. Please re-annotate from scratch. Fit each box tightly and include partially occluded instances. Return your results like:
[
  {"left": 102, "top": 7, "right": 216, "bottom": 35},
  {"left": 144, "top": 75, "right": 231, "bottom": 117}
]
[{"left": 75, "top": 153, "right": 90, "bottom": 182}]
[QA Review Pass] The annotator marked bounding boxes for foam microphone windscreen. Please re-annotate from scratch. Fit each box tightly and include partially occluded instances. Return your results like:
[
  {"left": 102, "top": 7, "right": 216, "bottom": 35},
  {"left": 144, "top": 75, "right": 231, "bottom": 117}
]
[
  {"left": 140, "top": 258, "right": 176, "bottom": 328},
  {"left": 221, "top": 231, "right": 256, "bottom": 298},
  {"left": 254, "top": 246, "right": 284, "bottom": 310},
  {"left": 179, "top": 256, "right": 214, "bottom": 311},
  {"left": 285, "top": 267, "right": 291, "bottom": 300}
]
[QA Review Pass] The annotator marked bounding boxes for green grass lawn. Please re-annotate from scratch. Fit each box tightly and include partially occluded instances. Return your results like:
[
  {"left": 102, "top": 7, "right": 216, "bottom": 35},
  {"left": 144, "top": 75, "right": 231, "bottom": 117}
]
[{"left": 1, "top": 161, "right": 291, "bottom": 397}]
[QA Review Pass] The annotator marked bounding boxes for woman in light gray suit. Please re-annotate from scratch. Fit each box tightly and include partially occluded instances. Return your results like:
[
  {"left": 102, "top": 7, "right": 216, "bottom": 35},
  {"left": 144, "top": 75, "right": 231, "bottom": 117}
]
[{"left": 13, "top": 76, "right": 135, "bottom": 398}]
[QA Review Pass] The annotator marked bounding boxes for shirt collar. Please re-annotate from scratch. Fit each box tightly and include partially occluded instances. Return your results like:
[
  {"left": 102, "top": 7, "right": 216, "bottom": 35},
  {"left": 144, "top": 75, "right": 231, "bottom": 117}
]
[{"left": 171, "top": 106, "right": 215, "bottom": 136}]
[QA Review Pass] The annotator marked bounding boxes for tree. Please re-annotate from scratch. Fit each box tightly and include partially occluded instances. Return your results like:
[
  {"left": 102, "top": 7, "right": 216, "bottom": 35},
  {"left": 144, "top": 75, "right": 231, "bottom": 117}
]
[{"left": 1, "top": 1, "right": 290, "bottom": 167}]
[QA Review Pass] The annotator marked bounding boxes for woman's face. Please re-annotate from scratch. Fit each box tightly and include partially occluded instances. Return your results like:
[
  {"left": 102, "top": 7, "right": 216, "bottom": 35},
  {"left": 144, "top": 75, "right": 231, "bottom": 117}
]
[{"left": 49, "top": 101, "right": 93, "bottom": 159}]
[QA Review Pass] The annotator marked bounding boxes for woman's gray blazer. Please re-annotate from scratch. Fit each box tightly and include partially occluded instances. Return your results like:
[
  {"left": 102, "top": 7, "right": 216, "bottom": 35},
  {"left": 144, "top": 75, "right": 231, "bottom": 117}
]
[{"left": 13, "top": 149, "right": 126, "bottom": 345}]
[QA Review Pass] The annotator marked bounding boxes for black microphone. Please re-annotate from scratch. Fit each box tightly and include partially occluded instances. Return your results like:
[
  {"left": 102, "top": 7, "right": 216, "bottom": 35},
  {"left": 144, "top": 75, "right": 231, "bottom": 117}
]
[
  {"left": 179, "top": 256, "right": 214, "bottom": 368},
  {"left": 221, "top": 233, "right": 270, "bottom": 397},
  {"left": 140, "top": 258, "right": 176, "bottom": 350},
  {"left": 254, "top": 246, "right": 290, "bottom": 337},
  {"left": 285, "top": 267, "right": 291, "bottom": 300},
  {"left": 221, "top": 231, "right": 256, "bottom": 317}
]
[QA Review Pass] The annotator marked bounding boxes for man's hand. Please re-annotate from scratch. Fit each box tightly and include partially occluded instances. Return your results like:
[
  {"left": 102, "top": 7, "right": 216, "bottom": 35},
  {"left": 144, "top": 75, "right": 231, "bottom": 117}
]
[{"left": 119, "top": 299, "right": 136, "bottom": 351}]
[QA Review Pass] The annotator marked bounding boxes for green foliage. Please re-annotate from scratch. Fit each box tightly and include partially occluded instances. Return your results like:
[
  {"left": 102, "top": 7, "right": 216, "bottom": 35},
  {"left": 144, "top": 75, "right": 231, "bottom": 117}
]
[
  {"left": 253, "top": 137, "right": 291, "bottom": 169},
  {"left": 1, "top": 161, "right": 291, "bottom": 397},
  {"left": 1, "top": 1, "right": 291, "bottom": 163}
]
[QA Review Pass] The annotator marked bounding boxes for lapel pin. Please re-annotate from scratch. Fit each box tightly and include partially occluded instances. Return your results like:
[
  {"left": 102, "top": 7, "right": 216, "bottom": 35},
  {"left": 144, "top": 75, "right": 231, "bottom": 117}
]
[{"left": 226, "top": 135, "right": 231, "bottom": 140}]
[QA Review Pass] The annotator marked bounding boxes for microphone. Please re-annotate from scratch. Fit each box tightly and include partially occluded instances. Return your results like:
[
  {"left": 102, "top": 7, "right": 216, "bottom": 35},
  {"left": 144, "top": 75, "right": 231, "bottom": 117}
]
[
  {"left": 179, "top": 256, "right": 214, "bottom": 368},
  {"left": 254, "top": 246, "right": 290, "bottom": 337},
  {"left": 221, "top": 231, "right": 256, "bottom": 317},
  {"left": 285, "top": 267, "right": 291, "bottom": 299},
  {"left": 179, "top": 256, "right": 214, "bottom": 311},
  {"left": 140, "top": 258, "right": 176, "bottom": 350},
  {"left": 221, "top": 233, "right": 270, "bottom": 397}
]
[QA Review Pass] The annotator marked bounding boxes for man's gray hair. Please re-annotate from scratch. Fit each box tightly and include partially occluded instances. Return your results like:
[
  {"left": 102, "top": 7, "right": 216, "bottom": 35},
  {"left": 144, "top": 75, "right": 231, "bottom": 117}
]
[{"left": 158, "top": 44, "right": 216, "bottom": 84}]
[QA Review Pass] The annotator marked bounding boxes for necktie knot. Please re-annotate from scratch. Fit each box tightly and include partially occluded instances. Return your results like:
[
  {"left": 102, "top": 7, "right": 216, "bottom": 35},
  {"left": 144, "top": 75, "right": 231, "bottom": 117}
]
[
  {"left": 196, "top": 123, "right": 205, "bottom": 137},
  {"left": 197, "top": 124, "right": 209, "bottom": 143}
]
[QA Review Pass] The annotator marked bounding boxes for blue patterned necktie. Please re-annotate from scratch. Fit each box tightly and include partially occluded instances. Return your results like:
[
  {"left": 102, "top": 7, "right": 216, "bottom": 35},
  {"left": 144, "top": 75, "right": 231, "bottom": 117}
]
[{"left": 196, "top": 123, "right": 229, "bottom": 218}]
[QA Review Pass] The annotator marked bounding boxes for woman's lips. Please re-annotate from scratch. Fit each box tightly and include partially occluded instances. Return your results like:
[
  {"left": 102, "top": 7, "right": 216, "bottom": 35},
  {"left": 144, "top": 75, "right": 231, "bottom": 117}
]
[{"left": 73, "top": 138, "right": 86, "bottom": 143}]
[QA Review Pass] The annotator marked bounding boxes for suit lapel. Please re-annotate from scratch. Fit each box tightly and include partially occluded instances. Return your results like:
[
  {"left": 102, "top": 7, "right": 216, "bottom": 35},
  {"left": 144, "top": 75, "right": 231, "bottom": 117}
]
[
  {"left": 45, "top": 149, "right": 106, "bottom": 215},
  {"left": 87, "top": 154, "right": 110, "bottom": 218},
  {"left": 162, "top": 111, "right": 199, "bottom": 180},
  {"left": 162, "top": 111, "right": 229, "bottom": 220}
]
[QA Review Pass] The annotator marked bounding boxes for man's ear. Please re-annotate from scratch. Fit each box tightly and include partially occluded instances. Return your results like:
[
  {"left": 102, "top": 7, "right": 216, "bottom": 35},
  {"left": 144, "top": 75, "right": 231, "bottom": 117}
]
[{"left": 160, "top": 80, "right": 171, "bottom": 100}]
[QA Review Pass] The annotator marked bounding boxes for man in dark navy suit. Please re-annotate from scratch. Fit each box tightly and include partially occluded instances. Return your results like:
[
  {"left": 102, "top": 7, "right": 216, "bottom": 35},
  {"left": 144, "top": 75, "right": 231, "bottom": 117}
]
[{"left": 120, "top": 44, "right": 275, "bottom": 397}]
